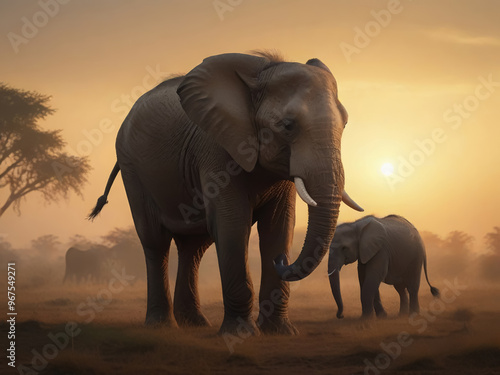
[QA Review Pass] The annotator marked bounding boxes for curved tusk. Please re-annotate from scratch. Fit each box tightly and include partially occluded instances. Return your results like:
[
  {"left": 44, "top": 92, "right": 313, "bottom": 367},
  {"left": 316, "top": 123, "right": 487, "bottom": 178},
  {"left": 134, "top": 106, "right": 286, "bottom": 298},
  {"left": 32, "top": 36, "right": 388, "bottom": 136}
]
[
  {"left": 327, "top": 269, "right": 337, "bottom": 276},
  {"left": 294, "top": 177, "right": 317, "bottom": 207},
  {"left": 342, "top": 190, "right": 364, "bottom": 212}
]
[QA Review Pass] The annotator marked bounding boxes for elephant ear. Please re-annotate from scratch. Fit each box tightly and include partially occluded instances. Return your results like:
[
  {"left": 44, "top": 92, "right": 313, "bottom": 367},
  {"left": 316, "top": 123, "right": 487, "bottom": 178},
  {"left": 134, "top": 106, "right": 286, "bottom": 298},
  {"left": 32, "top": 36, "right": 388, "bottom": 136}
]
[
  {"left": 358, "top": 219, "right": 387, "bottom": 264},
  {"left": 177, "top": 53, "right": 268, "bottom": 172}
]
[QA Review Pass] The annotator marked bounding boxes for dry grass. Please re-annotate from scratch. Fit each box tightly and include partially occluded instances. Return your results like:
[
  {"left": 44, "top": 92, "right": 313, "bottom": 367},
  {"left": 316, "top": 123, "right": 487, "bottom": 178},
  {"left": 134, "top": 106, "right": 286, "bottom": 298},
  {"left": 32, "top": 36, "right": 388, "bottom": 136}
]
[{"left": 2, "top": 275, "right": 500, "bottom": 375}]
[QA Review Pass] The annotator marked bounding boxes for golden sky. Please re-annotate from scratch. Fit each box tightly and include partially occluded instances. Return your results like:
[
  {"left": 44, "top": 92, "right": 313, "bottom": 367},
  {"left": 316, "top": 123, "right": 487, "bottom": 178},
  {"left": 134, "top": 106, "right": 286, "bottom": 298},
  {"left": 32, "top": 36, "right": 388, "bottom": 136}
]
[{"left": 1, "top": 0, "right": 499, "bottom": 249}]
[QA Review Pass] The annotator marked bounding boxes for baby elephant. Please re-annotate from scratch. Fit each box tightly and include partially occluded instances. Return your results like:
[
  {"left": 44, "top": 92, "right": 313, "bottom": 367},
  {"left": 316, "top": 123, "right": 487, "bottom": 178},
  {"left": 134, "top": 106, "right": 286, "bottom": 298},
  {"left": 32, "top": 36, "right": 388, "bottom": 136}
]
[{"left": 328, "top": 215, "right": 439, "bottom": 319}]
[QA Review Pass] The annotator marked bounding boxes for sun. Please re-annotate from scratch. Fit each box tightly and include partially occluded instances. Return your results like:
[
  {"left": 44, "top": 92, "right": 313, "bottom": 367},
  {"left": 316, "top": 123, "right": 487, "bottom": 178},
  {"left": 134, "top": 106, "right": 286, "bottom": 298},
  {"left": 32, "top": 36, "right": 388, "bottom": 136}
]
[{"left": 381, "top": 162, "right": 394, "bottom": 176}]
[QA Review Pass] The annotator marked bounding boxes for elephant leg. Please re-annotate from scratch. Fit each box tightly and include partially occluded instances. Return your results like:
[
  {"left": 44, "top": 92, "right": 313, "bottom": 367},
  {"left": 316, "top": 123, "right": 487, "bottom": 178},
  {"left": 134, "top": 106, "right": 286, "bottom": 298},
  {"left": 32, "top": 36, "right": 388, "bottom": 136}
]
[
  {"left": 358, "top": 263, "right": 387, "bottom": 318},
  {"left": 358, "top": 262, "right": 366, "bottom": 299},
  {"left": 360, "top": 270, "right": 384, "bottom": 319},
  {"left": 360, "top": 252, "right": 388, "bottom": 319},
  {"left": 173, "top": 234, "right": 213, "bottom": 327},
  {"left": 143, "top": 237, "right": 174, "bottom": 326},
  {"left": 255, "top": 182, "right": 297, "bottom": 335},
  {"left": 207, "top": 196, "right": 256, "bottom": 336},
  {"left": 122, "top": 172, "right": 175, "bottom": 326},
  {"left": 407, "top": 264, "right": 422, "bottom": 314},
  {"left": 395, "top": 284, "right": 409, "bottom": 316},
  {"left": 374, "top": 290, "right": 387, "bottom": 318},
  {"left": 361, "top": 281, "right": 380, "bottom": 318},
  {"left": 408, "top": 283, "right": 421, "bottom": 314}
]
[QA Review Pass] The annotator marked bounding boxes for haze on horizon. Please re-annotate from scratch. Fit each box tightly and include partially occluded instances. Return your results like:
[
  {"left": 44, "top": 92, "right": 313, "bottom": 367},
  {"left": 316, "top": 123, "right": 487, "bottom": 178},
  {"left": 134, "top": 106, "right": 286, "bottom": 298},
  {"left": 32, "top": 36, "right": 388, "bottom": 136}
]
[{"left": 1, "top": 0, "right": 499, "bottom": 252}]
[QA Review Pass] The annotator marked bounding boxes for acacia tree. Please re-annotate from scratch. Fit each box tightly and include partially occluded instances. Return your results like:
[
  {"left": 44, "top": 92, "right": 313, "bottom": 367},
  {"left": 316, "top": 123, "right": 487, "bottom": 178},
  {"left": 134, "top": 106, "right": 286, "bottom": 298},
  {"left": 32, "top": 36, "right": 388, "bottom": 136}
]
[
  {"left": 442, "top": 231, "right": 474, "bottom": 277},
  {"left": 31, "top": 234, "right": 61, "bottom": 258},
  {"left": 485, "top": 227, "right": 500, "bottom": 255},
  {"left": 101, "top": 226, "right": 140, "bottom": 248},
  {"left": 421, "top": 230, "right": 474, "bottom": 279},
  {"left": 102, "top": 227, "right": 145, "bottom": 279},
  {"left": 444, "top": 231, "right": 474, "bottom": 253},
  {"left": 0, "top": 83, "right": 90, "bottom": 217},
  {"left": 480, "top": 227, "right": 500, "bottom": 281}
]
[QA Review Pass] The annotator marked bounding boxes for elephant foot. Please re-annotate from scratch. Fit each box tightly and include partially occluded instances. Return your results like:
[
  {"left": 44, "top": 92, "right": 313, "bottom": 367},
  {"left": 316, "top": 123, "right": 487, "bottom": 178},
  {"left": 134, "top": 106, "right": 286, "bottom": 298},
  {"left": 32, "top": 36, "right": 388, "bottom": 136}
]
[
  {"left": 376, "top": 310, "right": 388, "bottom": 319},
  {"left": 175, "top": 310, "right": 211, "bottom": 327},
  {"left": 357, "top": 312, "right": 375, "bottom": 329},
  {"left": 258, "top": 316, "right": 299, "bottom": 335},
  {"left": 145, "top": 310, "right": 177, "bottom": 328},
  {"left": 356, "top": 320, "right": 373, "bottom": 330},
  {"left": 218, "top": 316, "right": 260, "bottom": 337},
  {"left": 360, "top": 312, "right": 375, "bottom": 321}
]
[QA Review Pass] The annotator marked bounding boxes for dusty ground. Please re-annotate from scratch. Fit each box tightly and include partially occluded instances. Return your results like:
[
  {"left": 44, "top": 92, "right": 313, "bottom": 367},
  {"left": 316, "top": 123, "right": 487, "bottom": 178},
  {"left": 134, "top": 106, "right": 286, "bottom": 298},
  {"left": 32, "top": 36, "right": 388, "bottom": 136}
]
[{"left": 2, "top": 268, "right": 500, "bottom": 375}]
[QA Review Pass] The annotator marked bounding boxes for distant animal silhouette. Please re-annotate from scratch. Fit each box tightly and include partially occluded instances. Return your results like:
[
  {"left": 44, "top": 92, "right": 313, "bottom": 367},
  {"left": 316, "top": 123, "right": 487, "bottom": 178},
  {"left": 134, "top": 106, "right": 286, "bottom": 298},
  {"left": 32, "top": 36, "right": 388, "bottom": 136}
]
[{"left": 63, "top": 247, "right": 115, "bottom": 284}]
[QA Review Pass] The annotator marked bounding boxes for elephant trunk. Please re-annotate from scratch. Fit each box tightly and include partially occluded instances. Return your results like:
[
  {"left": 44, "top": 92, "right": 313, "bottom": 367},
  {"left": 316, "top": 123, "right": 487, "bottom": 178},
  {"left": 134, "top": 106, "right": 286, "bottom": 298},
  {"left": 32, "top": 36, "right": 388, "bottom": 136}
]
[
  {"left": 328, "top": 256, "right": 344, "bottom": 319},
  {"left": 275, "top": 169, "right": 342, "bottom": 281}
]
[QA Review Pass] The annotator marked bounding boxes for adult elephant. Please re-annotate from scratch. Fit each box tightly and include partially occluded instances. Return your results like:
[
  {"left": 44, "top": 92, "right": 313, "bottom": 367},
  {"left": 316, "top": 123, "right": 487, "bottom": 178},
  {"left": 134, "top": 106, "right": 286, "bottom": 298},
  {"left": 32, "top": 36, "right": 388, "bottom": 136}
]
[
  {"left": 89, "top": 52, "right": 363, "bottom": 335},
  {"left": 63, "top": 247, "right": 115, "bottom": 284},
  {"left": 328, "top": 215, "right": 439, "bottom": 319}
]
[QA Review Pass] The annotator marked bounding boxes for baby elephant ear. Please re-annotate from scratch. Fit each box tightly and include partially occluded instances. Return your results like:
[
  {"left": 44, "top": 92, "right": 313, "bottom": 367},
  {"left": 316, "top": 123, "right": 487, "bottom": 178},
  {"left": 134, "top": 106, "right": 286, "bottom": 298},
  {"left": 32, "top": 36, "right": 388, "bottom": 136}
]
[
  {"left": 359, "top": 219, "right": 387, "bottom": 264},
  {"left": 177, "top": 53, "right": 268, "bottom": 172}
]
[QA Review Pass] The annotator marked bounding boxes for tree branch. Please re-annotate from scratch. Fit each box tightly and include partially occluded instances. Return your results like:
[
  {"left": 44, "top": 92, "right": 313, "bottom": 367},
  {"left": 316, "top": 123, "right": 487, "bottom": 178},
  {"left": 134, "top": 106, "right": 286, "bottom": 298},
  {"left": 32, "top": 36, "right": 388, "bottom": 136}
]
[
  {"left": 0, "top": 132, "right": 15, "bottom": 165},
  {"left": 0, "top": 156, "right": 23, "bottom": 181}
]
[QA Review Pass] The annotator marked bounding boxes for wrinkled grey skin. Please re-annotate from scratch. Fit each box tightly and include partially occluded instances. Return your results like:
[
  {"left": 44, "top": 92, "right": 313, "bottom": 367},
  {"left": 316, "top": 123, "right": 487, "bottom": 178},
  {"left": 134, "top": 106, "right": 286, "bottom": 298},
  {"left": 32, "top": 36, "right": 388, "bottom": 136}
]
[
  {"left": 89, "top": 52, "right": 358, "bottom": 335},
  {"left": 328, "top": 215, "right": 439, "bottom": 319},
  {"left": 63, "top": 247, "right": 116, "bottom": 284}
]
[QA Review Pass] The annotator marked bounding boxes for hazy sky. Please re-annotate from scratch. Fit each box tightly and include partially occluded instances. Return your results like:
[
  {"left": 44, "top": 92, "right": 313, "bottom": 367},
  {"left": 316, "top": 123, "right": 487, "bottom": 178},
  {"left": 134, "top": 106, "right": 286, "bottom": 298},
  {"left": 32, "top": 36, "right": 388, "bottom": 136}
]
[{"left": 1, "top": 0, "right": 499, "bottom": 250}]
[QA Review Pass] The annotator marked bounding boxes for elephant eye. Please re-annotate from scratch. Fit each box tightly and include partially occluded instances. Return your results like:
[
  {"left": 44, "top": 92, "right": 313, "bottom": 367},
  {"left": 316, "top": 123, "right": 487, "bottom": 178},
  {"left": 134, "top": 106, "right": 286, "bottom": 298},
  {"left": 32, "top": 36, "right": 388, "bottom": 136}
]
[{"left": 280, "top": 118, "right": 295, "bottom": 132}]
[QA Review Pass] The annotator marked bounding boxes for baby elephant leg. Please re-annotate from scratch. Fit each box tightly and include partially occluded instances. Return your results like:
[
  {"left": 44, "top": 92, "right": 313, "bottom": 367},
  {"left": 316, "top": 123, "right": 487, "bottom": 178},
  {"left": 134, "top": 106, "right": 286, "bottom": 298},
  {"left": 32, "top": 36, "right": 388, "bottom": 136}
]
[
  {"left": 394, "top": 284, "right": 409, "bottom": 316},
  {"left": 360, "top": 276, "right": 383, "bottom": 319},
  {"left": 373, "top": 290, "right": 387, "bottom": 318},
  {"left": 360, "top": 255, "right": 387, "bottom": 319}
]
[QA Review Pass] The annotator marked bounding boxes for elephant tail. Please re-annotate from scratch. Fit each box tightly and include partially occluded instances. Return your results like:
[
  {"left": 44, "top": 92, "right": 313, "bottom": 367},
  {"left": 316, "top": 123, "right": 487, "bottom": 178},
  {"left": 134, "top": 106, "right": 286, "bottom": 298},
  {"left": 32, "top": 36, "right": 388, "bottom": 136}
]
[
  {"left": 423, "top": 252, "right": 440, "bottom": 297},
  {"left": 87, "top": 162, "right": 120, "bottom": 221}
]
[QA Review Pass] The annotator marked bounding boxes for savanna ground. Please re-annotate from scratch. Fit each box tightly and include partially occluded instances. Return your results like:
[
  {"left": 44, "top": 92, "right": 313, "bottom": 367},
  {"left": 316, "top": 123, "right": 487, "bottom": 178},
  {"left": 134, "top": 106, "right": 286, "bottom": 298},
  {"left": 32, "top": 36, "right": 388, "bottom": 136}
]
[{"left": 2, "top": 244, "right": 500, "bottom": 375}]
